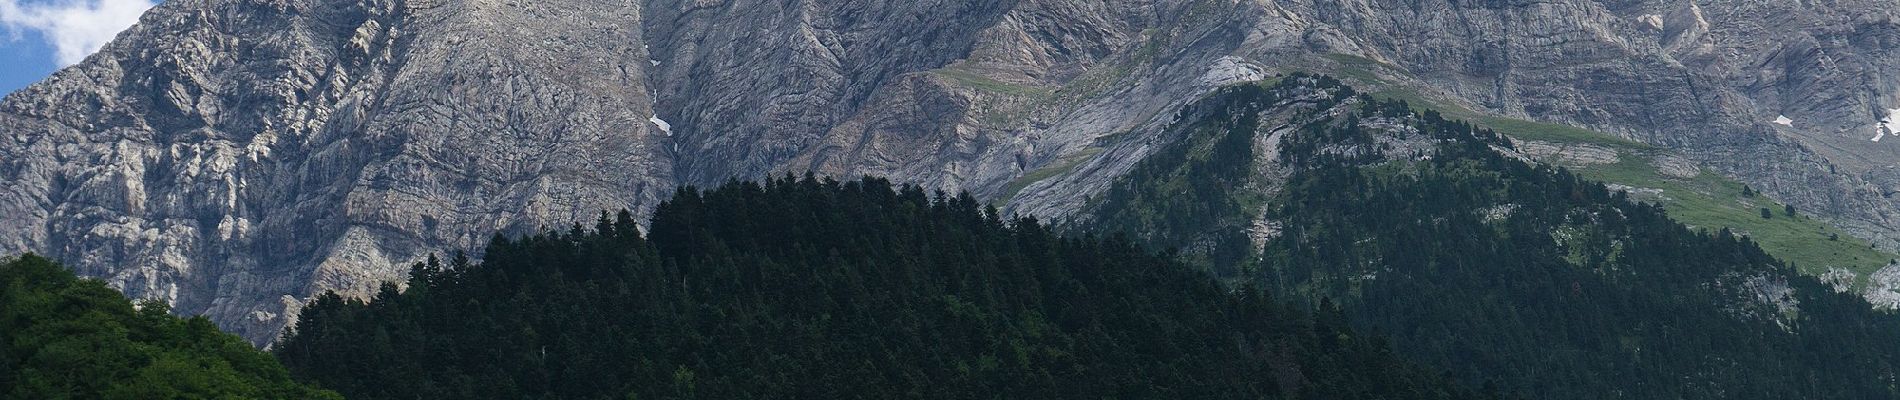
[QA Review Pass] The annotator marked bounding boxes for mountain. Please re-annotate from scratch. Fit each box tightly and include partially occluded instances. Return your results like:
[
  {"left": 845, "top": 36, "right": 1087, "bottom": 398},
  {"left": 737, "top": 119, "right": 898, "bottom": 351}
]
[
  {"left": 271, "top": 174, "right": 1489, "bottom": 399},
  {"left": 1, "top": 0, "right": 1896, "bottom": 344},
  {"left": 277, "top": 76, "right": 1900, "bottom": 399},
  {"left": 1085, "top": 76, "right": 1900, "bottom": 399},
  {"left": 0, "top": 254, "right": 338, "bottom": 399}
]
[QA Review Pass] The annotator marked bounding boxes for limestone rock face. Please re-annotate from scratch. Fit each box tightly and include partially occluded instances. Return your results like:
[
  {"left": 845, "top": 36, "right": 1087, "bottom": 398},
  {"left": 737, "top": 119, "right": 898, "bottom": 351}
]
[
  {"left": 1269, "top": 0, "right": 1900, "bottom": 253},
  {"left": 0, "top": 0, "right": 669, "bottom": 343},
  {"left": 1, "top": 0, "right": 1896, "bottom": 344}
]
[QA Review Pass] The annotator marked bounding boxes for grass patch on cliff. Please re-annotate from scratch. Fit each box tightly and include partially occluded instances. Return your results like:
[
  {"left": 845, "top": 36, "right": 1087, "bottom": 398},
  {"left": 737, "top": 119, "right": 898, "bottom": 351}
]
[
  {"left": 930, "top": 67, "right": 1051, "bottom": 97},
  {"left": 1323, "top": 53, "right": 1397, "bottom": 86},
  {"left": 1560, "top": 149, "right": 1892, "bottom": 285},
  {"left": 1317, "top": 55, "right": 1651, "bottom": 149},
  {"left": 1325, "top": 66, "right": 1895, "bottom": 284},
  {"left": 993, "top": 147, "right": 1105, "bottom": 206},
  {"left": 1368, "top": 86, "right": 1651, "bottom": 149}
]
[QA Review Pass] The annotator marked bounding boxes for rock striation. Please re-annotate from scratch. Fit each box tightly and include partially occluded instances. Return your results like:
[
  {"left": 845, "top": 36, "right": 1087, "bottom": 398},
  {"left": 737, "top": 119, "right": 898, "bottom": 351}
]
[{"left": 1, "top": 0, "right": 1895, "bottom": 344}]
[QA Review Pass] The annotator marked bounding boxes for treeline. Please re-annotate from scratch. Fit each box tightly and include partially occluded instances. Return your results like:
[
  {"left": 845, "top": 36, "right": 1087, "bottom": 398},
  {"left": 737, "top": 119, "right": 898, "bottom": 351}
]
[
  {"left": 18, "top": 75, "right": 1900, "bottom": 400},
  {"left": 0, "top": 255, "right": 339, "bottom": 399},
  {"left": 1268, "top": 106, "right": 1900, "bottom": 398},
  {"left": 1090, "top": 76, "right": 1900, "bottom": 399},
  {"left": 275, "top": 176, "right": 1495, "bottom": 399}
]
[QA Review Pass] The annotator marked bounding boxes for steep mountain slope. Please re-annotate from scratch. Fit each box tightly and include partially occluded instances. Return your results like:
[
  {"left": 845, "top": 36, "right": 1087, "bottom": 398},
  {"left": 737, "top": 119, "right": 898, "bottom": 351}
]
[
  {"left": 0, "top": 0, "right": 1894, "bottom": 344},
  {"left": 0, "top": 0, "right": 671, "bottom": 343},
  {"left": 1087, "top": 76, "right": 1900, "bottom": 399}
]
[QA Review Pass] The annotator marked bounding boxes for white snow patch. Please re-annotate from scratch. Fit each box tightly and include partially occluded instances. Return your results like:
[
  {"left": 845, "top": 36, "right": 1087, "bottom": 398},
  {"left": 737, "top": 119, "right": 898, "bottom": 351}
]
[
  {"left": 1878, "top": 108, "right": 1899, "bottom": 142},
  {"left": 1773, "top": 115, "right": 1793, "bottom": 127},
  {"left": 649, "top": 115, "right": 672, "bottom": 136}
]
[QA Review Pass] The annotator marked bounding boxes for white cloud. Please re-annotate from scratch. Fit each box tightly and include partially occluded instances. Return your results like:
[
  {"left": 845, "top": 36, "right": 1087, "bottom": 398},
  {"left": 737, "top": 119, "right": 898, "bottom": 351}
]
[{"left": 0, "top": 0, "right": 156, "bottom": 66}]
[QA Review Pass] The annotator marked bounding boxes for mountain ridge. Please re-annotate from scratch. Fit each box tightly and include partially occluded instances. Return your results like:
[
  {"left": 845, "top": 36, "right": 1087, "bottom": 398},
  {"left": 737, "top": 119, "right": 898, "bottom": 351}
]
[{"left": 2, "top": 0, "right": 1896, "bottom": 344}]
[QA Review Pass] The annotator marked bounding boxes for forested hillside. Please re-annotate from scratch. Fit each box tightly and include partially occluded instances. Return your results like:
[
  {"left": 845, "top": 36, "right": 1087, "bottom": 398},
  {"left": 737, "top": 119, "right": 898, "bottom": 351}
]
[
  {"left": 0, "top": 255, "right": 338, "bottom": 399},
  {"left": 16, "top": 74, "right": 1893, "bottom": 399},
  {"left": 1089, "top": 77, "right": 1900, "bottom": 399},
  {"left": 274, "top": 176, "right": 1489, "bottom": 399}
]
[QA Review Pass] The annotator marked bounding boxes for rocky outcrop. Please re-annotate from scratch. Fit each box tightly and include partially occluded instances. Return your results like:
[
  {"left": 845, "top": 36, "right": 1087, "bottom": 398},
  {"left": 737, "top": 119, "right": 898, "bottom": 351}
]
[
  {"left": 1, "top": 0, "right": 1895, "bottom": 345},
  {"left": 0, "top": 0, "right": 671, "bottom": 343},
  {"left": 1516, "top": 141, "right": 1621, "bottom": 166}
]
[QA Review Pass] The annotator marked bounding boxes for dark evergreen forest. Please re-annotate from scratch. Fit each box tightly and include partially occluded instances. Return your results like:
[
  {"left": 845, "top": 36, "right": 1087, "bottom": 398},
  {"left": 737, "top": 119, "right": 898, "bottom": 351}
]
[
  {"left": 1091, "top": 77, "right": 1900, "bottom": 399},
  {"left": 8, "top": 76, "right": 1900, "bottom": 400},
  {"left": 273, "top": 176, "right": 1489, "bottom": 399}
]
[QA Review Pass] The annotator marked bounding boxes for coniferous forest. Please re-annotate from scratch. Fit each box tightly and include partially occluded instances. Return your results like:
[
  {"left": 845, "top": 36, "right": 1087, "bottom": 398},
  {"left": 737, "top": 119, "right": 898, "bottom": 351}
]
[
  {"left": 5, "top": 77, "right": 1900, "bottom": 400},
  {"left": 273, "top": 176, "right": 1489, "bottom": 399},
  {"left": 1090, "top": 77, "right": 1900, "bottom": 399}
]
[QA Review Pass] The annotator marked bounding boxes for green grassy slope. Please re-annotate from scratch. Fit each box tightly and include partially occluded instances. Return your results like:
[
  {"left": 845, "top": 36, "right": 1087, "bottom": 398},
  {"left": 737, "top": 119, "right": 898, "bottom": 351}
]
[{"left": 1320, "top": 55, "right": 1893, "bottom": 285}]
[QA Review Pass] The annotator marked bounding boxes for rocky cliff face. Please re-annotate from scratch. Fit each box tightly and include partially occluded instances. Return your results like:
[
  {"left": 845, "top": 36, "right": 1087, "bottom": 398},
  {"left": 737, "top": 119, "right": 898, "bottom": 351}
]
[
  {"left": 0, "top": 0, "right": 671, "bottom": 343},
  {"left": 1, "top": 0, "right": 1895, "bottom": 344}
]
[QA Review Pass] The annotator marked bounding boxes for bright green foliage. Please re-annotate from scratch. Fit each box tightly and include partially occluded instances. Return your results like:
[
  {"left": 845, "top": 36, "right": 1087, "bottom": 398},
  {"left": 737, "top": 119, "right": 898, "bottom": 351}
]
[
  {"left": 1572, "top": 152, "right": 1893, "bottom": 281},
  {"left": 275, "top": 176, "right": 1492, "bottom": 400},
  {"left": 0, "top": 254, "right": 339, "bottom": 400},
  {"left": 1094, "top": 77, "right": 1900, "bottom": 399}
]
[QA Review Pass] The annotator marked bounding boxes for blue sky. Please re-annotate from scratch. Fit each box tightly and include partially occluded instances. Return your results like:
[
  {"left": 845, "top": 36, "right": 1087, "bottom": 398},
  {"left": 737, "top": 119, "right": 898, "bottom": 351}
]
[
  {"left": 1, "top": 0, "right": 157, "bottom": 96},
  {"left": 1, "top": 28, "right": 59, "bottom": 96}
]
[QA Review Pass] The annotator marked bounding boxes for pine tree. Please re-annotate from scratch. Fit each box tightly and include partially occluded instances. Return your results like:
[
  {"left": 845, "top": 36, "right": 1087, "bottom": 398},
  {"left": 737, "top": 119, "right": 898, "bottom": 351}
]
[{"left": 273, "top": 176, "right": 1484, "bottom": 400}]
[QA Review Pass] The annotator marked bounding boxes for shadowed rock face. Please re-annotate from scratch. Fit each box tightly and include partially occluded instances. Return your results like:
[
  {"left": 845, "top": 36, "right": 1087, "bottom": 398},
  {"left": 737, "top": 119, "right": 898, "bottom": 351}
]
[{"left": 1, "top": 0, "right": 1895, "bottom": 344}]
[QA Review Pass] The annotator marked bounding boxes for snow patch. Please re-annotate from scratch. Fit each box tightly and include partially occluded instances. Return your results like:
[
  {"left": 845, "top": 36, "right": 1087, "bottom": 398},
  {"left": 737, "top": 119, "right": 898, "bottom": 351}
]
[
  {"left": 649, "top": 115, "right": 672, "bottom": 136},
  {"left": 1877, "top": 108, "right": 1898, "bottom": 142},
  {"left": 1773, "top": 115, "right": 1792, "bottom": 127}
]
